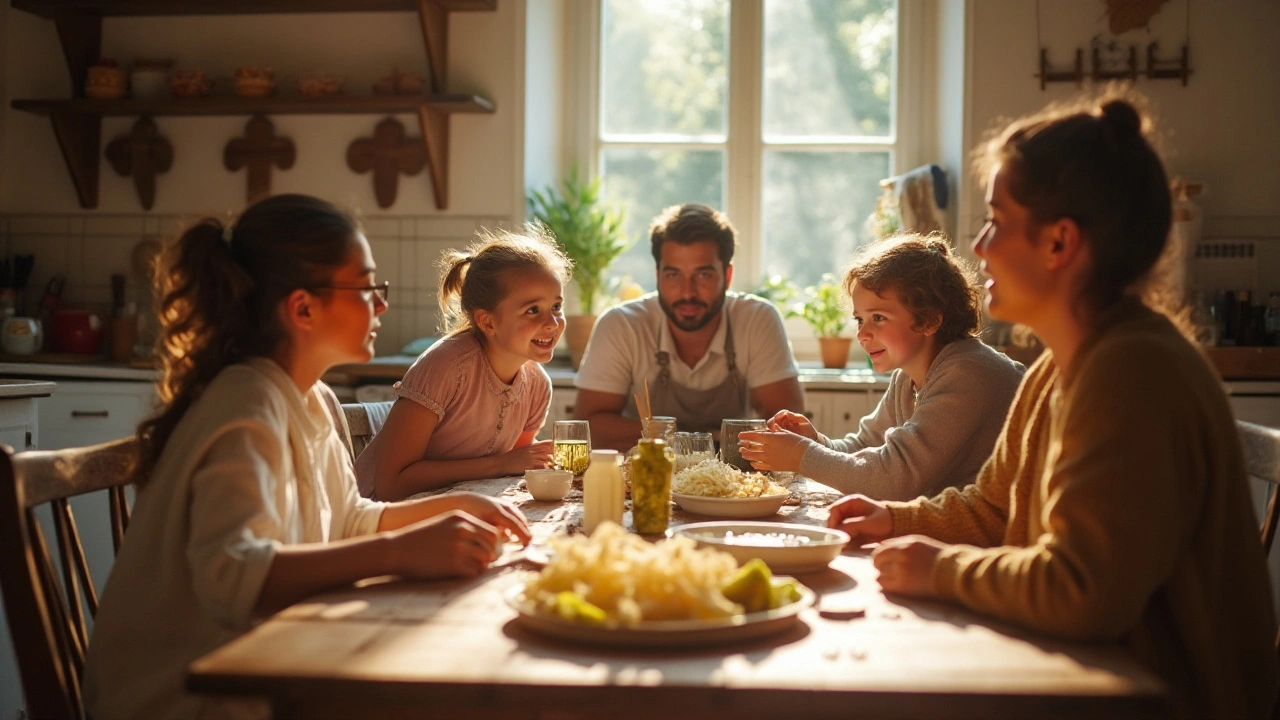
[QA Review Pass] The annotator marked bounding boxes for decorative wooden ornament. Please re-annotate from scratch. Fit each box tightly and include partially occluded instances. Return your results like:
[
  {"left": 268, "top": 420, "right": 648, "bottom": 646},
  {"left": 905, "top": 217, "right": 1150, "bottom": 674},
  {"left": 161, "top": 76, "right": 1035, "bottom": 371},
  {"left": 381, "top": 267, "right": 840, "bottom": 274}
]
[
  {"left": 223, "top": 115, "right": 295, "bottom": 203},
  {"left": 346, "top": 117, "right": 426, "bottom": 209},
  {"left": 105, "top": 116, "right": 173, "bottom": 211}
]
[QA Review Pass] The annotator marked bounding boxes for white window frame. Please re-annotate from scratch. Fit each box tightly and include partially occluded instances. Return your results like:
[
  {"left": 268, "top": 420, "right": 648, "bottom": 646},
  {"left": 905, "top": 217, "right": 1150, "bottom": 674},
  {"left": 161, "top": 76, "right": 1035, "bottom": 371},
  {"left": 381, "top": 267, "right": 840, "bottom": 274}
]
[{"left": 564, "top": 0, "right": 935, "bottom": 357}]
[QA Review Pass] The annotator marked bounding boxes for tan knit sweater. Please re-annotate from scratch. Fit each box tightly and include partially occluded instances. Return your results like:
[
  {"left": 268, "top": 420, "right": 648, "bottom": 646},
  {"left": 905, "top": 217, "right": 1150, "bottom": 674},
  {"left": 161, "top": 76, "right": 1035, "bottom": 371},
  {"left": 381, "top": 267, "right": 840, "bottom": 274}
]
[{"left": 886, "top": 299, "right": 1278, "bottom": 719}]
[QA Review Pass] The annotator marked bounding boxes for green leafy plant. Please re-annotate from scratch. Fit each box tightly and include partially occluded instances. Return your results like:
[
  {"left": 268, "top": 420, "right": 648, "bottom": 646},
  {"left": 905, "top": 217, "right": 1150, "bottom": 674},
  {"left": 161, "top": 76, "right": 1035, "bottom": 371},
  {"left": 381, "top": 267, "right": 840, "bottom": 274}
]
[
  {"left": 527, "top": 169, "right": 632, "bottom": 315},
  {"left": 756, "top": 274, "right": 849, "bottom": 338}
]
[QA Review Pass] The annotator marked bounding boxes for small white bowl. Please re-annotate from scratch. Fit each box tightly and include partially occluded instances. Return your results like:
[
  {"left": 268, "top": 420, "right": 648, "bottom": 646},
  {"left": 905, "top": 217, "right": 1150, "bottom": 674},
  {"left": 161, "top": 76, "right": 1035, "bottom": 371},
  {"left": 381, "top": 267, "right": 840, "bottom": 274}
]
[{"left": 524, "top": 469, "right": 572, "bottom": 501}]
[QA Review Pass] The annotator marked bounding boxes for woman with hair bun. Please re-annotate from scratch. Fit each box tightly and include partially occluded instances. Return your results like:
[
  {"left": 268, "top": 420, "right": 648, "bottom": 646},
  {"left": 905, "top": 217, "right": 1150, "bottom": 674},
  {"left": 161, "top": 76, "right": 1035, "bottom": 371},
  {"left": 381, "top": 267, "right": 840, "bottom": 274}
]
[{"left": 829, "top": 95, "right": 1278, "bottom": 718}]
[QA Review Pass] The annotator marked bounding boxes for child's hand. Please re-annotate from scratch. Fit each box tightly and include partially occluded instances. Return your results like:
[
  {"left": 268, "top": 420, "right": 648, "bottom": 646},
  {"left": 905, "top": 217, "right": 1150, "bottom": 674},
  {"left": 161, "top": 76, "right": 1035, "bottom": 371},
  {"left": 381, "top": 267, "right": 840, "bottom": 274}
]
[
  {"left": 766, "top": 410, "right": 822, "bottom": 443},
  {"left": 445, "top": 493, "right": 533, "bottom": 546},
  {"left": 871, "top": 535, "right": 945, "bottom": 597},
  {"left": 391, "top": 510, "right": 504, "bottom": 579},
  {"left": 826, "top": 494, "right": 893, "bottom": 545},
  {"left": 737, "top": 429, "right": 812, "bottom": 473},
  {"left": 500, "top": 440, "right": 554, "bottom": 475}
]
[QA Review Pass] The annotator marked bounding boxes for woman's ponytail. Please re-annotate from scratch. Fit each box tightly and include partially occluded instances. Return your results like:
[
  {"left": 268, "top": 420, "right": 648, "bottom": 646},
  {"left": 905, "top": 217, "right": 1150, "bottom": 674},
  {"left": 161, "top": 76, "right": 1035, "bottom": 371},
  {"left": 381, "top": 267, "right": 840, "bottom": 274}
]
[{"left": 134, "top": 195, "right": 358, "bottom": 486}]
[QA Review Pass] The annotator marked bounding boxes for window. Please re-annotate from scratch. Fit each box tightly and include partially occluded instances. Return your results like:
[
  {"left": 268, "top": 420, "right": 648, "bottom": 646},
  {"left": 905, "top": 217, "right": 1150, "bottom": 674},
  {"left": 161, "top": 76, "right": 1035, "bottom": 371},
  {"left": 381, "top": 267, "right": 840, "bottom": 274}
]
[{"left": 594, "top": 0, "right": 899, "bottom": 294}]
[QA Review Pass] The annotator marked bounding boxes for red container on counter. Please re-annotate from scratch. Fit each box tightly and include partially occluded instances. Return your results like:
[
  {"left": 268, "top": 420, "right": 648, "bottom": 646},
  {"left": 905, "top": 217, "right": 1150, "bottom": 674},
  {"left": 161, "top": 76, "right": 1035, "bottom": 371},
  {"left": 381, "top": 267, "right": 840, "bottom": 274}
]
[{"left": 50, "top": 308, "right": 105, "bottom": 354}]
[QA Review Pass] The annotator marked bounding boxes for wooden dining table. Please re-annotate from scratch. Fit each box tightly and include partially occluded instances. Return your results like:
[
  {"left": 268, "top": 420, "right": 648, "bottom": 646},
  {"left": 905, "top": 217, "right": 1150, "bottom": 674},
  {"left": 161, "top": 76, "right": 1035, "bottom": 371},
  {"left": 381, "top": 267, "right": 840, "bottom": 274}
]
[{"left": 186, "top": 476, "right": 1170, "bottom": 720}]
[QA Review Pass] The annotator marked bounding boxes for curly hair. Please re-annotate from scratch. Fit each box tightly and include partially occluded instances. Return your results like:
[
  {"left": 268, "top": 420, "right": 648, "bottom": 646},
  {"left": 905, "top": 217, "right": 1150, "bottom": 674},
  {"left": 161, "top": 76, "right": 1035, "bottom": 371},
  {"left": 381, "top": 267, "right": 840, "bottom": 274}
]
[
  {"left": 438, "top": 224, "right": 572, "bottom": 337},
  {"left": 133, "top": 194, "right": 358, "bottom": 486},
  {"left": 843, "top": 233, "right": 982, "bottom": 346}
]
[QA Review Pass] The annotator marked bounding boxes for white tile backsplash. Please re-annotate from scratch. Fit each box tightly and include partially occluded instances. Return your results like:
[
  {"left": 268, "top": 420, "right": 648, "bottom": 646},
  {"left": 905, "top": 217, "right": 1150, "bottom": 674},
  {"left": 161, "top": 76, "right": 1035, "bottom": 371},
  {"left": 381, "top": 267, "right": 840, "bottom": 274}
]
[{"left": 0, "top": 211, "right": 512, "bottom": 353}]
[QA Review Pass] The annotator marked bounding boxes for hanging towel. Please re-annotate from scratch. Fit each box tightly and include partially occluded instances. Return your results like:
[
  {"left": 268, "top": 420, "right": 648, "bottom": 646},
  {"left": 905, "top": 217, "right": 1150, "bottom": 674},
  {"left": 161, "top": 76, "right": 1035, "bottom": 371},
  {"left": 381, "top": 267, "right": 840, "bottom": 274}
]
[{"left": 881, "top": 164, "right": 948, "bottom": 236}]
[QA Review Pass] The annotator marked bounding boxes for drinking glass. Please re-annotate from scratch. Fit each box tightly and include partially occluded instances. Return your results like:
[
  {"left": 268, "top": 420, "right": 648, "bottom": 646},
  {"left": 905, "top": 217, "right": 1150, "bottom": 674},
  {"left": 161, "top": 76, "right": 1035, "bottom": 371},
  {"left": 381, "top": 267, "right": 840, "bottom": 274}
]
[
  {"left": 673, "top": 431, "right": 715, "bottom": 472},
  {"left": 553, "top": 420, "right": 591, "bottom": 475},
  {"left": 642, "top": 415, "right": 677, "bottom": 444},
  {"left": 720, "top": 418, "right": 766, "bottom": 472}
]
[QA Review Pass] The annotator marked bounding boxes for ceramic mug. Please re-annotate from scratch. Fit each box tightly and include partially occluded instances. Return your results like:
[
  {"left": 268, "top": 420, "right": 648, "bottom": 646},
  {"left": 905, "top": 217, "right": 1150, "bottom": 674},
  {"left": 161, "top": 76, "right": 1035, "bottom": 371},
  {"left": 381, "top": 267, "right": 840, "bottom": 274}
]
[{"left": 2, "top": 317, "right": 42, "bottom": 355}]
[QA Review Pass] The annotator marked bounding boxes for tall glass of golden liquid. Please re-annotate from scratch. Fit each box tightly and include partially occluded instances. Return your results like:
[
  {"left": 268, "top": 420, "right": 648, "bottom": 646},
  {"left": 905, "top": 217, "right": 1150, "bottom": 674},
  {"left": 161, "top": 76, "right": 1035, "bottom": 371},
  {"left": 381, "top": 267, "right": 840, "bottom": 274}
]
[{"left": 553, "top": 420, "right": 591, "bottom": 475}]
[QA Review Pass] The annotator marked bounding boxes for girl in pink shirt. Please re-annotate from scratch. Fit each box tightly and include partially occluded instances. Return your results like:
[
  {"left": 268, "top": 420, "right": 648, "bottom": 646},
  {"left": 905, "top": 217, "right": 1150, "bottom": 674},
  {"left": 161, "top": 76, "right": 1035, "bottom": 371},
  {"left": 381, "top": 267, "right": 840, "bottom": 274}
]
[{"left": 356, "top": 227, "right": 570, "bottom": 499}]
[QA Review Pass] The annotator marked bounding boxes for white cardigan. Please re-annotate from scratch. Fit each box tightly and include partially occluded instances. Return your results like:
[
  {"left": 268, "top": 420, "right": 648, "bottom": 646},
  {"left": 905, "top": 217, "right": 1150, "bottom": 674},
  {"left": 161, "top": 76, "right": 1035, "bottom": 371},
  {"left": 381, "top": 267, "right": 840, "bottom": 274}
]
[{"left": 84, "top": 358, "right": 386, "bottom": 720}]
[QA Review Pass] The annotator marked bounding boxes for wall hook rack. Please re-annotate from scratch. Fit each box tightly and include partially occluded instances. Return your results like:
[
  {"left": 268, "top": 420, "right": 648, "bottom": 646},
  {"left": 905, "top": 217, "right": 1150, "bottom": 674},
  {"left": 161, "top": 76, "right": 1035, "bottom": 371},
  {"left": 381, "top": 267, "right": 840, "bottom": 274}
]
[
  {"left": 1091, "top": 45, "right": 1139, "bottom": 82},
  {"left": 1036, "top": 48, "right": 1084, "bottom": 90},
  {"left": 1147, "top": 42, "right": 1192, "bottom": 85}
]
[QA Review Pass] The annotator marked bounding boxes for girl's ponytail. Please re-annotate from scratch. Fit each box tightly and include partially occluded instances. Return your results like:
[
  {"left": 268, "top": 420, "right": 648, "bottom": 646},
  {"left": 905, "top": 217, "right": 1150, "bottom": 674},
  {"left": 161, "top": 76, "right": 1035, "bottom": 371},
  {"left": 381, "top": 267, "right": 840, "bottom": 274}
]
[
  {"left": 437, "top": 251, "right": 474, "bottom": 334},
  {"left": 437, "top": 225, "right": 571, "bottom": 337}
]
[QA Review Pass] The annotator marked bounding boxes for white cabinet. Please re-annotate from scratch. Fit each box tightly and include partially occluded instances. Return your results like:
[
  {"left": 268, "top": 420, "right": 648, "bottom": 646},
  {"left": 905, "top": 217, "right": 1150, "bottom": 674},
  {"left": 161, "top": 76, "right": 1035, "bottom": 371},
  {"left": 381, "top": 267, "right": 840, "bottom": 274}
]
[
  {"left": 540, "top": 388, "right": 578, "bottom": 441},
  {"left": 804, "top": 389, "right": 881, "bottom": 439},
  {"left": 0, "top": 396, "right": 39, "bottom": 452},
  {"left": 37, "top": 380, "right": 158, "bottom": 450}
]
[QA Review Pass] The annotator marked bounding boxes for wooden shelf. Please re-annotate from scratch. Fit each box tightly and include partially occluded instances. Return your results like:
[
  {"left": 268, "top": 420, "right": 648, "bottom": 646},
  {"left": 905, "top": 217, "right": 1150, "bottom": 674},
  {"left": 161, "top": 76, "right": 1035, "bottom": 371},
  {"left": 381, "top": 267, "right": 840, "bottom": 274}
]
[
  {"left": 11, "top": 94, "right": 495, "bottom": 117},
  {"left": 9, "top": 0, "right": 498, "bottom": 209},
  {"left": 11, "top": 0, "right": 495, "bottom": 17}
]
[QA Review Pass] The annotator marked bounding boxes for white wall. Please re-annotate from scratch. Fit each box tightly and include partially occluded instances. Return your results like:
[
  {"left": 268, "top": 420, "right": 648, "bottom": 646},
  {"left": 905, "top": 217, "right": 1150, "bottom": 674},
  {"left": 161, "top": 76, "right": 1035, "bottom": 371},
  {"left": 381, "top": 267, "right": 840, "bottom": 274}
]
[
  {"left": 957, "top": 0, "right": 1280, "bottom": 248},
  {"left": 0, "top": 3, "right": 528, "bottom": 355}
]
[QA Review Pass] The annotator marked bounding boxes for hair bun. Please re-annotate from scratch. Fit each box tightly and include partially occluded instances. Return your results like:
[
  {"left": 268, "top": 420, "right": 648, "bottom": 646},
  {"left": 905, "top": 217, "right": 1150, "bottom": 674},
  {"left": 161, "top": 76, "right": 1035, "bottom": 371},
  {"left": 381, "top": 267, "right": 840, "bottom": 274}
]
[{"left": 1099, "top": 99, "right": 1142, "bottom": 138}]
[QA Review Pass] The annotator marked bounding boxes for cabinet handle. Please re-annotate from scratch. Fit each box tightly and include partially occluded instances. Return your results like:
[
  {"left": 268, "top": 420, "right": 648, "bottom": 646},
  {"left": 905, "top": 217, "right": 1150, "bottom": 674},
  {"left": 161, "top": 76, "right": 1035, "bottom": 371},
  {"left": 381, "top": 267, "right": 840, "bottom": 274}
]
[
  {"left": 25, "top": 431, "right": 32, "bottom": 449},
  {"left": 565, "top": 405, "right": 574, "bottom": 414},
  {"left": 71, "top": 410, "right": 110, "bottom": 418},
  {"left": 843, "top": 412, "right": 851, "bottom": 421},
  {"left": 803, "top": 412, "right": 815, "bottom": 420}
]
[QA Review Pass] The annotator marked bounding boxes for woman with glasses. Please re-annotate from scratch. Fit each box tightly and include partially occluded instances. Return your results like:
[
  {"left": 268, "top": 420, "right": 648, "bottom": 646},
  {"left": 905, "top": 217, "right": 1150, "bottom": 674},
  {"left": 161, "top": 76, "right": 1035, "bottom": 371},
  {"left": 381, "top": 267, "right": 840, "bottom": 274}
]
[{"left": 84, "top": 194, "right": 532, "bottom": 720}]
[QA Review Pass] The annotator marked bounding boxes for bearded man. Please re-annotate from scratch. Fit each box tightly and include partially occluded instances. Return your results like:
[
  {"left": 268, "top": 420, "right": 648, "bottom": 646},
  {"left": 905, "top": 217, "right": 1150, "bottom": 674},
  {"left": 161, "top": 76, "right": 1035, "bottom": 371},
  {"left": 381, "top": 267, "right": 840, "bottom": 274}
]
[{"left": 574, "top": 203, "right": 804, "bottom": 450}]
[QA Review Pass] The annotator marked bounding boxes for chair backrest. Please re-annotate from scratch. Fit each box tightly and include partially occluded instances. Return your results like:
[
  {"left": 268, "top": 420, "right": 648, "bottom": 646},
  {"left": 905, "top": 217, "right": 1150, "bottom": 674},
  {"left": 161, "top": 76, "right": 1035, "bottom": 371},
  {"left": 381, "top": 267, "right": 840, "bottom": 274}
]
[
  {"left": 1243, "top": 421, "right": 1280, "bottom": 552},
  {"left": 0, "top": 437, "right": 137, "bottom": 720},
  {"left": 1239, "top": 421, "right": 1280, "bottom": 665},
  {"left": 341, "top": 401, "right": 394, "bottom": 462}
]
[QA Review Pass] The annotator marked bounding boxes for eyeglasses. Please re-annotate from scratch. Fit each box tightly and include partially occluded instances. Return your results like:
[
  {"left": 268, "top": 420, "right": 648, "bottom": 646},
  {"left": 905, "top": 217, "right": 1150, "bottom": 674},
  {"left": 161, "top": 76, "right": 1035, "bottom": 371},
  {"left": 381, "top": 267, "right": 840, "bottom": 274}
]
[{"left": 311, "top": 280, "right": 390, "bottom": 304}]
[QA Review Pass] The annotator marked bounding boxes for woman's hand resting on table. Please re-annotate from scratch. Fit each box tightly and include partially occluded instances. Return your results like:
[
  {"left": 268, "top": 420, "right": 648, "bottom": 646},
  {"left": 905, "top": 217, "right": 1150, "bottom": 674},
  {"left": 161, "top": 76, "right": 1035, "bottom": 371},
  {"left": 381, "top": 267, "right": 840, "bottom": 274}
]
[
  {"left": 442, "top": 492, "right": 532, "bottom": 546},
  {"left": 872, "top": 536, "right": 946, "bottom": 598},
  {"left": 388, "top": 510, "right": 507, "bottom": 579},
  {"left": 826, "top": 494, "right": 894, "bottom": 544}
]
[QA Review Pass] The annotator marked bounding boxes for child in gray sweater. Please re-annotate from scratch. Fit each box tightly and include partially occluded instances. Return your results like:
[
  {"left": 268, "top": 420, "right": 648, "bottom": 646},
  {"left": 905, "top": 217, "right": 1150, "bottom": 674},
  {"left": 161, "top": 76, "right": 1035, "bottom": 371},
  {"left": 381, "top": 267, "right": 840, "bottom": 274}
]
[{"left": 738, "top": 234, "right": 1024, "bottom": 500}]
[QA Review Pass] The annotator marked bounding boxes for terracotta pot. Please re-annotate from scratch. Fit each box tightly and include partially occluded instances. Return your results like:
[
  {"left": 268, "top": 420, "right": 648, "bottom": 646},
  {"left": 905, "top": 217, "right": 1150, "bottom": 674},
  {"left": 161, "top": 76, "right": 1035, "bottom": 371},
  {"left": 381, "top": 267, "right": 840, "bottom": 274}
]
[
  {"left": 818, "top": 336, "right": 853, "bottom": 369},
  {"left": 565, "top": 314, "right": 597, "bottom": 370}
]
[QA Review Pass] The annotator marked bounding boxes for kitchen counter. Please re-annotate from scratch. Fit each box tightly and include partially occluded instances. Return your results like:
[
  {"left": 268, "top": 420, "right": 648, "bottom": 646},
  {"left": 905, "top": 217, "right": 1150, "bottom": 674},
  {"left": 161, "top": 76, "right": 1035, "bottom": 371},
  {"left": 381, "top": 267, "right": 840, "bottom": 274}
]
[
  {"left": 323, "top": 356, "right": 894, "bottom": 391},
  {"left": 0, "top": 361, "right": 156, "bottom": 382},
  {"left": 0, "top": 378, "right": 56, "bottom": 399}
]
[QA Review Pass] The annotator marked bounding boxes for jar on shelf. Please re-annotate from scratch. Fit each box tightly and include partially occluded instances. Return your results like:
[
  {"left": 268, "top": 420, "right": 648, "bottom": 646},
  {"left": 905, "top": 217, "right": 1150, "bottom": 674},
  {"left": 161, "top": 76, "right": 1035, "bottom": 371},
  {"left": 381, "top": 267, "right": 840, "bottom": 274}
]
[{"left": 629, "top": 438, "right": 672, "bottom": 534}]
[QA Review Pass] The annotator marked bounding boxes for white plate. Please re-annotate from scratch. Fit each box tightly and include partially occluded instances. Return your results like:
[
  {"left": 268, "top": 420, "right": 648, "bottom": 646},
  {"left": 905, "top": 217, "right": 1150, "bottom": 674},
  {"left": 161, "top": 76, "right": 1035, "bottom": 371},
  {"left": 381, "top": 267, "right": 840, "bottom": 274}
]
[
  {"left": 504, "top": 582, "right": 814, "bottom": 648},
  {"left": 673, "top": 521, "right": 851, "bottom": 574},
  {"left": 671, "top": 492, "right": 788, "bottom": 518}
]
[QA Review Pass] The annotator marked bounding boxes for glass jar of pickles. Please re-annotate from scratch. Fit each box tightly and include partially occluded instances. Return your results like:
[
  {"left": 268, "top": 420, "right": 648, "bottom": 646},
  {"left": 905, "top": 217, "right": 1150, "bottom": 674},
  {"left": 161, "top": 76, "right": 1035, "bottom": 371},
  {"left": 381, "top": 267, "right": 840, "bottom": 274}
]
[{"left": 630, "top": 438, "right": 673, "bottom": 534}]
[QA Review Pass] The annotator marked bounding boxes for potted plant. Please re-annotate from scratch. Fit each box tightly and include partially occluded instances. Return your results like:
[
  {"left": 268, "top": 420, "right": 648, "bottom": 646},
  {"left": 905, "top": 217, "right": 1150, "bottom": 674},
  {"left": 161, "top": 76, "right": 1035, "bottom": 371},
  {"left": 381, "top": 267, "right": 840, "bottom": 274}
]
[
  {"left": 760, "top": 274, "right": 852, "bottom": 369},
  {"left": 527, "top": 169, "right": 632, "bottom": 368}
]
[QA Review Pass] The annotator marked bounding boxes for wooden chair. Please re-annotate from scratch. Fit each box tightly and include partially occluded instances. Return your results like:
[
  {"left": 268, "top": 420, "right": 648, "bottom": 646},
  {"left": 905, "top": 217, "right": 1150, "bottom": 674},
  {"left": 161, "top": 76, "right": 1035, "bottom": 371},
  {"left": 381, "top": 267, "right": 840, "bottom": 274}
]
[
  {"left": 1242, "top": 420, "right": 1280, "bottom": 663},
  {"left": 0, "top": 437, "right": 137, "bottom": 720},
  {"left": 341, "top": 401, "right": 394, "bottom": 462}
]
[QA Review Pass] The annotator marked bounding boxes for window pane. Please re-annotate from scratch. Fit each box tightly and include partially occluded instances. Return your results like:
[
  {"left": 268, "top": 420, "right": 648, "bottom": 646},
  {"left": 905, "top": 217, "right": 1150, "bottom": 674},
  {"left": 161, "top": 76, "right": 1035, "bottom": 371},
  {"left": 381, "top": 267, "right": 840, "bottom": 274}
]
[
  {"left": 762, "top": 0, "right": 896, "bottom": 138},
  {"left": 601, "top": 147, "right": 725, "bottom": 292},
  {"left": 601, "top": 0, "right": 728, "bottom": 137},
  {"left": 760, "top": 150, "right": 890, "bottom": 289}
]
